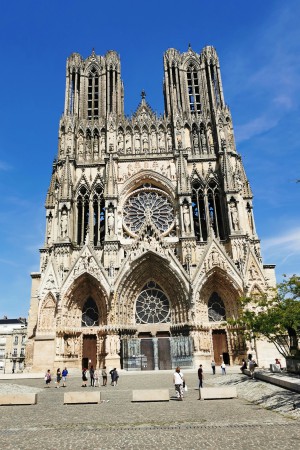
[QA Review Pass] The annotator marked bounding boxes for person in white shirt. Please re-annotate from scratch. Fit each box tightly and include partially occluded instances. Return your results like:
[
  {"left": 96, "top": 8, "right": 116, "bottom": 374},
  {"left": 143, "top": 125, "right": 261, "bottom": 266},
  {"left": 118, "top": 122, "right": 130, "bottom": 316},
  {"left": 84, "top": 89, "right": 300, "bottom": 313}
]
[{"left": 173, "top": 367, "right": 184, "bottom": 400}]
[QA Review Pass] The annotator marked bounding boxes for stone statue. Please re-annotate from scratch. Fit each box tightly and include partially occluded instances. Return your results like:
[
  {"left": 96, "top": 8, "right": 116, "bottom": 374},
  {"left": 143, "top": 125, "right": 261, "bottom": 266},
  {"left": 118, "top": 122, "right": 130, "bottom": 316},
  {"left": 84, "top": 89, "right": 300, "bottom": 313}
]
[
  {"left": 158, "top": 131, "right": 165, "bottom": 152},
  {"left": 142, "top": 132, "right": 149, "bottom": 153},
  {"left": 230, "top": 202, "right": 239, "bottom": 231},
  {"left": 107, "top": 208, "right": 115, "bottom": 236},
  {"left": 125, "top": 131, "right": 132, "bottom": 153},
  {"left": 151, "top": 130, "right": 157, "bottom": 152},
  {"left": 176, "top": 124, "right": 182, "bottom": 148},
  {"left": 78, "top": 135, "right": 84, "bottom": 158},
  {"left": 183, "top": 204, "right": 191, "bottom": 234},
  {"left": 117, "top": 132, "right": 124, "bottom": 152},
  {"left": 134, "top": 132, "right": 140, "bottom": 152},
  {"left": 47, "top": 215, "right": 52, "bottom": 244},
  {"left": 66, "top": 130, "right": 72, "bottom": 153},
  {"left": 207, "top": 126, "right": 213, "bottom": 150},
  {"left": 219, "top": 125, "right": 226, "bottom": 147},
  {"left": 100, "top": 133, "right": 106, "bottom": 152},
  {"left": 192, "top": 130, "right": 199, "bottom": 149},
  {"left": 167, "top": 129, "right": 172, "bottom": 151},
  {"left": 60, "top": 209, "right": 68, "bottom": 238},
  {"left": 200, "top": 129, "right": 207, "bottom": 151},
  {"left": 93, "top": 136, "right": 99, "bottom": 156}
]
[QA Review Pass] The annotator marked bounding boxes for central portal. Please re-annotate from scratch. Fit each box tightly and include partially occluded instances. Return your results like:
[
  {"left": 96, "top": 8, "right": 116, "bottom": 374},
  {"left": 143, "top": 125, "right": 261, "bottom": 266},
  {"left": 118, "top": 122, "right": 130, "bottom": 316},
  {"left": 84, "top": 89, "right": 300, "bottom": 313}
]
[
  {"left": 82, "top": 335, "right": 97, "bottom": 369},
  {"left": 212, "top": 330, "right": 229, "bottom": 365}
]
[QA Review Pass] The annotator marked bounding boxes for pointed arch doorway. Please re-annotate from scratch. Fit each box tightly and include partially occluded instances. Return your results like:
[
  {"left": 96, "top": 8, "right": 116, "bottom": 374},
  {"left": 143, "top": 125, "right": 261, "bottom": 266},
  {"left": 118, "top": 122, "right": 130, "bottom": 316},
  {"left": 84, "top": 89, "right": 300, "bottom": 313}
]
[
  {"left": 82, "top": 335, "right": 97, "bottom": 369},
  {"left": 212, "top": 330, "right": 229, "bottom": 365}
]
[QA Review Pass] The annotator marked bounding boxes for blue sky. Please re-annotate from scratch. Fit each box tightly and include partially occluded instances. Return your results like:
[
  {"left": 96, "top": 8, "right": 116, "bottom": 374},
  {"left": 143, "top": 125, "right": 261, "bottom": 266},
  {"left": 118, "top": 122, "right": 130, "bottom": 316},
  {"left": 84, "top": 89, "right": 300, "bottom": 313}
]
[{"left": 0, "top": 0, "right": 299, "bottom": 318}]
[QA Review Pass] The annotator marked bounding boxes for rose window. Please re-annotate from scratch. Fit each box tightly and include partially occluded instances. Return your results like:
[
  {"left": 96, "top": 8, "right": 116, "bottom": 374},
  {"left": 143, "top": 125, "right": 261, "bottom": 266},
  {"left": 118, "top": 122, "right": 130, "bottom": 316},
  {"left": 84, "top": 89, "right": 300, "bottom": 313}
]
[
  {"left": 135, "top": 281, "right": 171, "bottom": 324},
  {"left": 123, "top": 186, "right": 174, "bottom": 236}
]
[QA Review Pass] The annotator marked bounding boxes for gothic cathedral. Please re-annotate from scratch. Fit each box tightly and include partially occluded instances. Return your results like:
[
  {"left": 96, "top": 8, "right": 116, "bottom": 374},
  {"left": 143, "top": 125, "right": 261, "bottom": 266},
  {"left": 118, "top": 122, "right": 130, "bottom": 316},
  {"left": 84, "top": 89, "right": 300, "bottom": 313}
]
[{"left": 26, "top": 46, "right": 276, "bottom": 371}]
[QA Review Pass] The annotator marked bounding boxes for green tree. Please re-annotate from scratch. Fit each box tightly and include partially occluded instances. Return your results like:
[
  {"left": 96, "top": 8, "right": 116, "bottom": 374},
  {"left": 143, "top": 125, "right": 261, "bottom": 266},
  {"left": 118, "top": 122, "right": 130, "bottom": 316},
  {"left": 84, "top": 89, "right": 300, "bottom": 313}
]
[{"left": 231, "top": 275, "right": 300, "bottom": 358}]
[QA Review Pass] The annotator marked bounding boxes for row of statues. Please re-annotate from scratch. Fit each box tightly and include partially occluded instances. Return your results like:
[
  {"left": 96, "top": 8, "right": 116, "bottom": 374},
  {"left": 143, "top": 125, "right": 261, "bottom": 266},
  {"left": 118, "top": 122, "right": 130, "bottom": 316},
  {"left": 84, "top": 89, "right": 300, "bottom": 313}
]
[{"left": 59, "top": 122, "right": 235, "bottom": 158}]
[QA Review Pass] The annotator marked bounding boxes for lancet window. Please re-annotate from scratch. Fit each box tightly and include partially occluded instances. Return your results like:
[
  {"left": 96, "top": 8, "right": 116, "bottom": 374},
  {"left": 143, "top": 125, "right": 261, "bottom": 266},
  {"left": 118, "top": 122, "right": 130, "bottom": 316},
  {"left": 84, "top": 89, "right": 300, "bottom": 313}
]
[
  {"left": 87, "top": 67, "right": 99, "bottom": 119},
  {"left": 208, "top": 292, "right": 226, "bottom": 322},
  {"left": 69, "top": 69, "right": 76, "bottom": 114},
  {"left": 135, "top": 281, "right": 170, "bottom": 324},
  {"left": 187, "top": 65, "right": 201, "bottom": 113},
  {"left": 210, "top": 63, "right": 220, "bottom": 107},
  {"left": 77, "top": 186, "right": 90, "bottom": 245},
  {"left": 93, "top": 185, "right": 105, "bottom": 246},
  {"left": 82, "top": 297, "right": 99, "bottom": 327},
  {"left": 192, "top": 179, "right": 225, "bottom": 241}
]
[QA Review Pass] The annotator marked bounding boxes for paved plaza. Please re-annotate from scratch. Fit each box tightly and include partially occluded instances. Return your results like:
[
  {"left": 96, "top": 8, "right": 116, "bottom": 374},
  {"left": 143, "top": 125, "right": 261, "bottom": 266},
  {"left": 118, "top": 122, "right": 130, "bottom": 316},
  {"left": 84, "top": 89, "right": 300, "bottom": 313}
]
[{"left": 0, "top": 369, "right": 300, "bottom": 449}]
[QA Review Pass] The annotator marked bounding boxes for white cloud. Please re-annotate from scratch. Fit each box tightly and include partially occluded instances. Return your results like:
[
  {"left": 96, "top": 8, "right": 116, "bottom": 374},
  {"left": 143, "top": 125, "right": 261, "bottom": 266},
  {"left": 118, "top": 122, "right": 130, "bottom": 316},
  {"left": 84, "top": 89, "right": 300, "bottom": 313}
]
[
  {"left": 261, "top": 227, "right": 300, "bottom": 260},
  {"left": 225, "top": 3, "right": 300, "bottom": 144}
]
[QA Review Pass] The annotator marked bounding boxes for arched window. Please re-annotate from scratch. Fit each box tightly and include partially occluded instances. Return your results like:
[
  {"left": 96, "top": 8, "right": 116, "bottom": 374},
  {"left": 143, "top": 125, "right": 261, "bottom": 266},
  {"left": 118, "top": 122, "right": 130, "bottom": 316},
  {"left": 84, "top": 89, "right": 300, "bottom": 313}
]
[
  {"left": 187, "top": 65, "right": 201, "bottom": 113},
  {"left": 208, "top": 292, "right": 226, "bottom": 322},
  {"left": 192, "top": 180, "right": 207, "bottom": 241},
  {"left": 135, "top": 281, "right": 170, "bottom": 324},
  {"left": 82, "top": 297, "right": 99, "bottom": 327},
  {"left": 192, "top": 179, "right": 225, "bottom": 241},
  {"left": 207, "top": 181, "right": 225, "bottom": 240},
  {"left": 93, "top": 185, "right": 105, "bottom": 246},
  {"left": 77, "top": 186, "right": 89, "bottom": 245},
  {"left": 88, "top": 67, "right": 99, "bottom": 119}
]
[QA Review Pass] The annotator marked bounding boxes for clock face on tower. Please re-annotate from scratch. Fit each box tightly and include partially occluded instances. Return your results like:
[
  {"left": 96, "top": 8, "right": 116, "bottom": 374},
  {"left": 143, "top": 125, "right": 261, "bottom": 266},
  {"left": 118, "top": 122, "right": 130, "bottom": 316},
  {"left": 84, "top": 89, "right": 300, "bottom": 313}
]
[{"left": 123, "top": 185, "right": 174, "bottom": 237}]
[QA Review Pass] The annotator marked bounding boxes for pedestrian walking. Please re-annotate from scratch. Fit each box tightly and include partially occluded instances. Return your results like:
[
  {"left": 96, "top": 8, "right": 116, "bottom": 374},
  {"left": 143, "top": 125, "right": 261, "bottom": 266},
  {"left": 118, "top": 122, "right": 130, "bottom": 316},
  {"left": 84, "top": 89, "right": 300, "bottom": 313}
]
[
  {"left": 102, "top": 366, "right": 107, "bottom": 386},
  {"left": 89, "top": 365, "right": 95, "bottom": 387},
  {"left": 173, "top": 366, "right": 184, "bottom": 401},
  {"left": 221, "top": 361, "right": 226, "bottom": 375},
  {"left": 110, "top": 368, "right": 119, "bottom": 386},
  {"left": 44, "top": 369, "right": 51, "bottom": 387},
  {"left": 198, "top": 364, "right": 204, "bottom": 388},
  {"left": 211, "top": 360, "right": 216, "bottom": 375},
  {"left": 109, "top": 368, "right": 115, "bottom": 386},
  {"left": 249, "top": 359, "right": 256, "bottom": 379},
  {"left": 81, "top": 368, "right": 88, "bottom": 387},
  {"left": 56, "top": 368, "right": 62, "bottom": 388},
  {"left": 62, "top": 367, "right": 68, "bottom": 387}
]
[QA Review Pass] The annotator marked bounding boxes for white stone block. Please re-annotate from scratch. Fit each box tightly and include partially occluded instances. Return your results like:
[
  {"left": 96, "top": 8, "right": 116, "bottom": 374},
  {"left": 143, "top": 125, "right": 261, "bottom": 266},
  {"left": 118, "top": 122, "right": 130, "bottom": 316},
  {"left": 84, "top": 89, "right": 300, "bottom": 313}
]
[
  {"left": 0, "top": 393, "right": 37, "bottom": 405},
  {"left": 199, "top": 387, "right": 237, "bottom": 400},
  {"left": 132, "top": 389, "right": 169, "bottom": 402},
  {"left": 64, "top": 391, "right": 101, "bottom": 404}
]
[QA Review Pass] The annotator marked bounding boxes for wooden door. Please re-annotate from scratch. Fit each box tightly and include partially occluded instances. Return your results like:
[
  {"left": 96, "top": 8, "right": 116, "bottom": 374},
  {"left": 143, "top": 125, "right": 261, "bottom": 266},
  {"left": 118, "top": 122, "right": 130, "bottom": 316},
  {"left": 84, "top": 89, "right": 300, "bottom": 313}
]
[
  {"left": 82, "top": 335, "right": 97, "bottom": 369},
  {"left": 212, "top": 330, "right": 229, "bottom": 365},
  {"left": 158, "top": 338, "right": 171, "bottom": 370}
]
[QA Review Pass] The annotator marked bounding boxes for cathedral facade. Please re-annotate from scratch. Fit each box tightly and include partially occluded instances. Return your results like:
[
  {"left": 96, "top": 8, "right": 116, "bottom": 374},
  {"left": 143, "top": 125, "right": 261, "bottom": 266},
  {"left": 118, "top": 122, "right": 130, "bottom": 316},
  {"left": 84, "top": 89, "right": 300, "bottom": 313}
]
[{"left": 26, "top": 46, "right": 276, "bottom": 372}]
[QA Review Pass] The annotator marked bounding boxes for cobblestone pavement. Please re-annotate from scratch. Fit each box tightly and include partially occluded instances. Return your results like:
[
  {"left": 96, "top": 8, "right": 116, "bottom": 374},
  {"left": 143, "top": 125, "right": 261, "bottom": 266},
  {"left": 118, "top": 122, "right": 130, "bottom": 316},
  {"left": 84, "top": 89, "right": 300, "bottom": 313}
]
[{"left": 0, "top": 370, "right": 299, "bottom": 450}]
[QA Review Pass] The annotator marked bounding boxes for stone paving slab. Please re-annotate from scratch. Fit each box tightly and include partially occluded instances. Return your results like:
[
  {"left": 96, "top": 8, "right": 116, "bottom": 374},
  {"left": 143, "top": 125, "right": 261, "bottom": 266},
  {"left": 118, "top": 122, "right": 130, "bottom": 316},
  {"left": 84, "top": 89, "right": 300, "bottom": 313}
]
[{"left": 0, "top": 371, "right": 299, "bottom": 449}]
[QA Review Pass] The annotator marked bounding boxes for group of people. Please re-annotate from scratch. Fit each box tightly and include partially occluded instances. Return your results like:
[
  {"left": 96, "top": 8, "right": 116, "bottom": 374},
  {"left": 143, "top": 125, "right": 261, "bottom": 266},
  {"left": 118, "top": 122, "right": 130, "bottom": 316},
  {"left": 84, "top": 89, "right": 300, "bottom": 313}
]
[
  {"left": 81, "top": 366, "right": 119, "bottom": 387},
  {"left": 240, "top": 356, "right": 257, "bottom": 379},
  {"left": 44, "top": 367, "right": 68, "bottom": 388},
  {"left": 44, "top": 366, "right": 119, "bottom": 388}
]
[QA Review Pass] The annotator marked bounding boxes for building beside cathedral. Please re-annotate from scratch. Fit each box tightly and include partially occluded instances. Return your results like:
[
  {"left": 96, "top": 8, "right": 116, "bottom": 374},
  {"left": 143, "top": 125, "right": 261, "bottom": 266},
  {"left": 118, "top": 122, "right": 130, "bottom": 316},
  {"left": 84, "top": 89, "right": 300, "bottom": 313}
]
[{"left": 26, "top": 45, "right": 277, "bottom": 372}]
